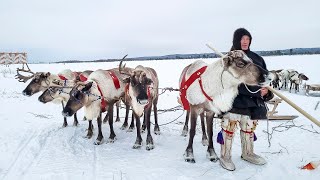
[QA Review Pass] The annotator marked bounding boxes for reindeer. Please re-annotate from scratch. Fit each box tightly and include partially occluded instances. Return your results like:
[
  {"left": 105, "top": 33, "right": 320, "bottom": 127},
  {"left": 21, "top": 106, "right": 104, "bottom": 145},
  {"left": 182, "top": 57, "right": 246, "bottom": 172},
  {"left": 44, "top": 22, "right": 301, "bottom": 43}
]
[
  {"left": 289, "top": 71, "right": 309, "bottom": 93},
  {"left": 38, "top": 71, "right": 92, "bottom": 125},
  {"left": 62, "top": 66, "right": 132, "bottom": 144},
  {"left": 120, "top": 64, "right": 159, "bottom": 150},
  {"left": 16, "top": 66, "right": 88, "bottom": 127},
  {"left": 269, "top": 69, "right": 282, "bottom": 89},
  {"left": 179, "top": 50, "right": 273, "bottom": 163}
]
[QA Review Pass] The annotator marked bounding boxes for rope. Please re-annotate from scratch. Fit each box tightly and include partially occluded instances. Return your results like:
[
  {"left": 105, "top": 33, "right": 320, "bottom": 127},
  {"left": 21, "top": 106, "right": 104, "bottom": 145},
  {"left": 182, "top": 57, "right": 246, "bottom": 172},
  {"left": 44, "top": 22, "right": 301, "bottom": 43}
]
[
  {"left": 244, "top": 83, "right": 261, "bottom": 94},
  {"left": 151, "top": 110, "right": 185, "bottom": 126},
  {"left": 157, "top": 87, "right": 179, "bottom": 95}
]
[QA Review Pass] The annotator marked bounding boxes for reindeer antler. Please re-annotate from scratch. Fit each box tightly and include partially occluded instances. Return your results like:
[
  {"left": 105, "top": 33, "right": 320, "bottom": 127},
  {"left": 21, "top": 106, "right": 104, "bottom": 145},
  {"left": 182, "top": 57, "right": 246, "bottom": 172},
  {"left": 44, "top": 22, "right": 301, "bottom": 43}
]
[
  {"left": 15, "top": 63, "right": 35, "bottom": 83},
  {"left": 119, "top": 54, "right": 131, "bottom": 76}
]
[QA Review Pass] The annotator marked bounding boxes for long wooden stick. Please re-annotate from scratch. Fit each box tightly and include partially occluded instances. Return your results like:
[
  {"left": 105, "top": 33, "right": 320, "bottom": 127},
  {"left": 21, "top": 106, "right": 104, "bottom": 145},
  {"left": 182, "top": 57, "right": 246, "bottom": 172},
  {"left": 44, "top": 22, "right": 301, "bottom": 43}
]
[
  {"left": 267, "top": 86, "right": 320, "bottom": 127},
  {"left": 206, "top": 44, "right": 320, "bottom": 127}
]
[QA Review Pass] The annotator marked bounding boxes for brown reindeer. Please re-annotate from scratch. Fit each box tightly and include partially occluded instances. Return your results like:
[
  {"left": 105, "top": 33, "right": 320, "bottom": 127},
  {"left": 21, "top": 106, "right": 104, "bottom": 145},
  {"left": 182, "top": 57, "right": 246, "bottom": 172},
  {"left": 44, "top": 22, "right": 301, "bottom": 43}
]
[
  {"left": 121, "top": 65, "right": 159, "bottom": 150},
  {"left": 17, "top": 66, "right": 91, "bottom": 127}
]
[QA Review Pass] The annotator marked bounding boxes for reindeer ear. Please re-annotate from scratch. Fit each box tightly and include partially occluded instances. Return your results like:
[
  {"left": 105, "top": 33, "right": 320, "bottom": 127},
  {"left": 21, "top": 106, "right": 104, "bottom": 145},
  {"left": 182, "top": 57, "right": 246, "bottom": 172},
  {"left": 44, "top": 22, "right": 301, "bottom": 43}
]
[
  {"left": 82, "top": 82, "right": 93, "bottom": 92},
  {"left": 122, "top": 77, "right": 131, "bottom": 83},
  {"left": 45, "top": 72, "right": 51, "bottom": 77}
]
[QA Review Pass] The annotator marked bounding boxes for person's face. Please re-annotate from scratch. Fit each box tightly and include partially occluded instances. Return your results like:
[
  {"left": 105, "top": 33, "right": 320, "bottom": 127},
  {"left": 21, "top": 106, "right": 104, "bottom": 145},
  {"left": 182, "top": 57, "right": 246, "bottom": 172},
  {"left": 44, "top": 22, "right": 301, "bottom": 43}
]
[{"left": 241, "top": 35, "right": 250, "bottom": 50}]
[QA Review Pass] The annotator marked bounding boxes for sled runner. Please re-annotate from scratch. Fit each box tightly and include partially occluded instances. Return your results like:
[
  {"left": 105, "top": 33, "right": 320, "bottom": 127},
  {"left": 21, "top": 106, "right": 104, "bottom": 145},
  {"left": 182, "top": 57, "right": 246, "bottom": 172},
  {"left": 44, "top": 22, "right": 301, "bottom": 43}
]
[
  {"left": 267, "top": 98, "right": 298, "bottom": 120},
  {"left": 305, "top": 84, "right": 320, "bottom": 96}
]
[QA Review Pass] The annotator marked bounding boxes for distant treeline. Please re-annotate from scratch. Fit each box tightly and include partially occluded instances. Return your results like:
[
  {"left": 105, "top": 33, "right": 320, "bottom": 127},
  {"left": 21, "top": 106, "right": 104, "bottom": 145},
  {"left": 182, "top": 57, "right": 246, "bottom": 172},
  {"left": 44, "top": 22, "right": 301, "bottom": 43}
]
[{"left": 55, "top": 47, "right": 320, "bottom": 64}]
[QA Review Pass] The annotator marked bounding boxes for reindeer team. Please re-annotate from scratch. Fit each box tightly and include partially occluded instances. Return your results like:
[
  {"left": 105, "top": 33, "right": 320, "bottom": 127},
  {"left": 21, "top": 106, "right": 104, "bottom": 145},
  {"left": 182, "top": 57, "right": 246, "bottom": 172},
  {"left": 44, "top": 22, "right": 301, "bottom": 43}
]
[{"left": 16, "top": 50, "right": 277, "bottom": 170}]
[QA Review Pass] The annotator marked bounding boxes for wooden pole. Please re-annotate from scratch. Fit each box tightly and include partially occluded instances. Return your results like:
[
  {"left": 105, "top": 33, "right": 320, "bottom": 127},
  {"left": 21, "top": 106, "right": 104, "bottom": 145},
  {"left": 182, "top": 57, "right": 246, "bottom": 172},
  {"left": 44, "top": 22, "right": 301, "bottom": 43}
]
[
  {"left": 205, "top": 44, "right": 320, "bottom": 127},
  {"left": 267, "top": 86, "right": 320, "bottom": 127}
]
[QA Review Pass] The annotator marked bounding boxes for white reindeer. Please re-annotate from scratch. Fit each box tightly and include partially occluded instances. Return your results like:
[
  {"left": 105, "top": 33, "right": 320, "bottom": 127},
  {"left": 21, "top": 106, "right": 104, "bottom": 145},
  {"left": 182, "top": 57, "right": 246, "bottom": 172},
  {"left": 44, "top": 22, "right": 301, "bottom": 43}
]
[
  {"left": 179, "top": 50, "right": 273, "bottom": 164},
  {"left": 62, "top": 68, "right": 132, "bottom": 145}
]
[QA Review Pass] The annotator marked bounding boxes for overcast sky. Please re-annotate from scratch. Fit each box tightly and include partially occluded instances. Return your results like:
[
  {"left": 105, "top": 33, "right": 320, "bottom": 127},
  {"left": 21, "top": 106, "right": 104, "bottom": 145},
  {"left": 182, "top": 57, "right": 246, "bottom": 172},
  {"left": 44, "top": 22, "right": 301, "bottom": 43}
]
[{"left": 0, "top": 0, "right": 319, "bottom": 62}]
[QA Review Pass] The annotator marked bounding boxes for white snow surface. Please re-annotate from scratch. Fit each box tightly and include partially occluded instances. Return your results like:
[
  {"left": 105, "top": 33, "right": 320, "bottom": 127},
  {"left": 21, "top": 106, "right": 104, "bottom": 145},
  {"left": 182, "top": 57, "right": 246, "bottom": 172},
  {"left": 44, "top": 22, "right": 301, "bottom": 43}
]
[{"left": 0, "top": 55, "right": 319, "bottom": 180}]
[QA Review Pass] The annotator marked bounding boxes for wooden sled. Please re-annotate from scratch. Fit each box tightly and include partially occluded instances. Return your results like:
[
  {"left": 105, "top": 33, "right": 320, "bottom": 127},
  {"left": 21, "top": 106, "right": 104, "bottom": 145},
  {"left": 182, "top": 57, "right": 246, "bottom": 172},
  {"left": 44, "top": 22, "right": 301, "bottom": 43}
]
[
  {"left": 267, "top": 98, "right": 299, "bottom": 120},
  {"left": 306, "top": 84, "right": 320, "bottom": 96}
]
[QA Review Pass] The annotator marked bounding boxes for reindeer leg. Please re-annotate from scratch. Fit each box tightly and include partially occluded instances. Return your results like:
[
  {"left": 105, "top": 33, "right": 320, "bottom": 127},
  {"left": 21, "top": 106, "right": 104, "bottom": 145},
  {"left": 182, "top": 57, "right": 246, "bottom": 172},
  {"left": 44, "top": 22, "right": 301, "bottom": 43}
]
[
  {"left": 94, "top": 113, "right": 104, "bottom": 145},
  {"left": 141, "top": 113, "right": 146, "bottom": 133},
  {"left": 201, "top": 112, "right": 208, "bottom": 146},
  {"left": 181, "top": 110, "right": 190, "bottom": 137},
  {"left": 184, "top": 106, "right": 197, "bottom": 163},
  {"left": 115, "top": 101, "right": 120, "bottom": 122},
  {"left": 61, "top": 101, "right": 68, "bottom": 127},
  {"left": 73, "top": 112, "right": 79, "bottom": 126},
  {"left": 103, "top": 112, "right": 109, "bottom": 124},
  {"left": 121, "top": 104, "right": 130, "bottom": 130},
  {"left": 206, "top": 111, "right": 218, "bottom": 162},
  {"left": 127, "top": 111, "right": 135, "bottom": 132},
  {"left": 146, "top": 106, "right": 154, "bottom": 150},
  {"left": 86, "top": 120, "right": 93, "bottom": 139},
  {"left": 133, "top": 112, "right": 142, "bottom": 149},
  {"left": 107, "top": 102, "right": 116, "bottom": 143},
  {"left": 153, "top": 97, "right": 160, "bottom": 135}
]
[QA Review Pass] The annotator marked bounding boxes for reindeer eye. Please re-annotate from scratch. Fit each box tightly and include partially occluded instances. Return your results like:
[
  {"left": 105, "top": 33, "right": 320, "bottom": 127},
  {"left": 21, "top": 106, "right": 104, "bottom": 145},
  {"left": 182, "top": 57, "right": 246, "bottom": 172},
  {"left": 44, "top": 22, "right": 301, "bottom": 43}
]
[
  {"left": 72, "top": 91, "right": 81, "bottom": 100},
  {"left": 235, "top": 61, "right": 247, "bottom": 68}
]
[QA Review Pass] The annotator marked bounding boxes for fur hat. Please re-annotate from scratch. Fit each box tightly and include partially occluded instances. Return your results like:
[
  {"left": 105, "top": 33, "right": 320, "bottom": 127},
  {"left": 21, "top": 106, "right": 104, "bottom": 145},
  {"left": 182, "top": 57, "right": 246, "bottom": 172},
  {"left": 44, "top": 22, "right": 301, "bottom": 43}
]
[{"left": 231, "top": 28, "right": 252, "bottom": 50}]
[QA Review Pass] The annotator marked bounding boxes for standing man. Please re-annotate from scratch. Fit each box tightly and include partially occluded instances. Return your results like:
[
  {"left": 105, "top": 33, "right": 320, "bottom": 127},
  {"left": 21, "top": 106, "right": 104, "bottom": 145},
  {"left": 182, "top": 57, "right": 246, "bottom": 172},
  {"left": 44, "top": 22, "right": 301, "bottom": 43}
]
[{"left": 219, "top": 28, "right": 273, "bottom": 171}]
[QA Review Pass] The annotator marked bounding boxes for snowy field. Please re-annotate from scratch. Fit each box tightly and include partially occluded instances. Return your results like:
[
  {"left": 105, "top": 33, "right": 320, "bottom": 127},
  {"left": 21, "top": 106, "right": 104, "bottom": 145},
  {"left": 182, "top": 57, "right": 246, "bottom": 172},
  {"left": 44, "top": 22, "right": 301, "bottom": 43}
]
[{"left": 0, "top": 55, "right": 319, "bottom": 180}]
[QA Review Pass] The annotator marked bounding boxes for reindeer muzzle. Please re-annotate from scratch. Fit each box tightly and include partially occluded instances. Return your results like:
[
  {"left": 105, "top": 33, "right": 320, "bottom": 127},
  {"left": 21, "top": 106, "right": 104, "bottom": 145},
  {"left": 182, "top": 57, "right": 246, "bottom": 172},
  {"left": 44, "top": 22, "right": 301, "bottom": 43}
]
[{"left": 137, "top": 98, "right": 149, "bottom": 106}]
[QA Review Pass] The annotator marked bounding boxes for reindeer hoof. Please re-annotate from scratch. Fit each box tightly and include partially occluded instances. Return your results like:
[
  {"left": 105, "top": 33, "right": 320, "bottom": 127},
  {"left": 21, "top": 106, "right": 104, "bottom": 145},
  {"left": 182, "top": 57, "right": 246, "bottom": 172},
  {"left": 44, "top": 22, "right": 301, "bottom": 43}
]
[
  {"left": 181, "top": 128, "right": 188, "bottom": 137},
  {"left": 154, "top": 130, "right": 161, "bottom": 135},
  {"left": 141, "top": 129, "right": 145, "bottom": 133},
  {"left": 127, "top": 127, "right": 135, "bottom": 132},
  {"left": 115, "top": 117, "right": 120, "bottom": 122},
  {"left": 207, "top": 149, "right": 219, "bottom": 162},
  {"left": 185, "top": 159, "right": 196, "bottom": 163},
  {"left": 184, "top": 149, "right": 195, "bottom": 163},
  {"left": 133, "top": 143, "right": 142, "bottom": 149},
  {"left": 73, "top": 122, "right": 79, "bottom": 126},
  {"left": 120, "top": 124, "right": 128, "bottom": 130},
  {"left": 146, "top": 144, "right": 154, "bottom": 151},
  {"left": 62, "top": 123, "right": 68, "bottom": 127},
  {"left": 94, "top": 138, "right": 104, "bottom": 145},
  {"left": 107, "top": 137, "right": 116, "bottom": 143}
]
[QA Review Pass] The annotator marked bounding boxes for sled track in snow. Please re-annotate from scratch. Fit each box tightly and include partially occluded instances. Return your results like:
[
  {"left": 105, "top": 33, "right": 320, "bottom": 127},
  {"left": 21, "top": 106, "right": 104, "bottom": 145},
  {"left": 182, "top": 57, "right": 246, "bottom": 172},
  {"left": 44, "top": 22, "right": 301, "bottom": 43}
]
[{"left": 1, "top": 127, "right": 63, "bottom": 179}]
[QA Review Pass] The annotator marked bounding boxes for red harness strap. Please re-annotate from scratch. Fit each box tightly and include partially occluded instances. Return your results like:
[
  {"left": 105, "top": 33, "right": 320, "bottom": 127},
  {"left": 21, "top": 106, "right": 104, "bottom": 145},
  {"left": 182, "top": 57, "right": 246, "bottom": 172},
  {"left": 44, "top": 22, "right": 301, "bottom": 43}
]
[
  {"left": 107, "top": 70, "right": 120, "bottom": 89},
  {"left": 223, "top": 129, "right": 234, "bottom": 135},
  {"left": 58, "top": 75, "right": 67, "bottom": 80},
  {"left": 180, "top": 66, "right": 213, "bottom": 110},
  {"left": 79, "top": 73, "right": 88, "bottom": 82},
  {"left": 96, "top": 84, "right": 107, "bottom": 112},
  {"left": 241, "top": 129, "right": 253, "bottom": 134}
]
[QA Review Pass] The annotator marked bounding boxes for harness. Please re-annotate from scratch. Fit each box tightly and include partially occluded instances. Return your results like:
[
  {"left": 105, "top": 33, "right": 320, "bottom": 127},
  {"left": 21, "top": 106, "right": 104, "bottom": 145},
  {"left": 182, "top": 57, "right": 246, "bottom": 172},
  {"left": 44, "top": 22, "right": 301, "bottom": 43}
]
[
  {"left": 87, "top": 70, "right": 121, "bottom": 112},
  {"left": 179, "top": 66, "right": 213, "bottom": 110}
]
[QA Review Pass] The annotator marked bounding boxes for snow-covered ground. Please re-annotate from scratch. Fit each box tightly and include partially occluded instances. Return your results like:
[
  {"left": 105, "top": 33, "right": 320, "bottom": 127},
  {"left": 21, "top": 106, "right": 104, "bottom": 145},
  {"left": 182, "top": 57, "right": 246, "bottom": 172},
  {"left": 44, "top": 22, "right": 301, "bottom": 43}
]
[{"left": 0, "top": 55, "right": 319, "bottom": 180}]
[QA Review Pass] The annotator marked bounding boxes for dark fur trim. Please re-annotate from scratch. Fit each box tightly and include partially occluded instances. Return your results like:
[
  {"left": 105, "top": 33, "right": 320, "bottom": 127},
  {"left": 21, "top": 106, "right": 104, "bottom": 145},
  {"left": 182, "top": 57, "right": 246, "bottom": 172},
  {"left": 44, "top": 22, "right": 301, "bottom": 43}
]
[{"left": 231, "top": 28, "right": 252, "bottom": 50}]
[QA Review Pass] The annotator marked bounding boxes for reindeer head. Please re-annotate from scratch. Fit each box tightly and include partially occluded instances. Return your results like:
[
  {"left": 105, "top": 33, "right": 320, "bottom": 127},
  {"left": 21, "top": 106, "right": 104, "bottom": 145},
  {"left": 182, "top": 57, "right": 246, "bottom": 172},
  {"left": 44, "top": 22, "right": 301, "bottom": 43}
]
[
  {"left": 62, "top": 82, "right": 93, "bottom": 117},
  {"left": 22, "top": 72, "right": 51, "bottom": 96},
  {"left": 123, "top": 70, "right": 153, "bottom": 117},
  {"left": 38, "top": 86, "right": 69, "bottom": 104},
  {"left": 298, "top": 73, "right": 309, "bottom": 81},
  {"left": 222, "top": 50, "right": 273, "bottom": 86}
]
